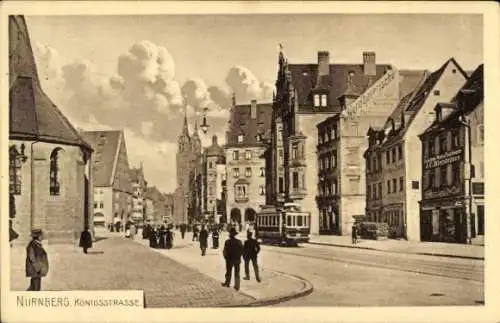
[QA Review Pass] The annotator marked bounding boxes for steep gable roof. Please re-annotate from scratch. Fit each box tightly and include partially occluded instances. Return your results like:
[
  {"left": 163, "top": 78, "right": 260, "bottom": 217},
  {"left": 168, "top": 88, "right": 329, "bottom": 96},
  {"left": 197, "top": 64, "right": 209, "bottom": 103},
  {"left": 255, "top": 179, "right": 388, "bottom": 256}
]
[
  {"left": 9, "top": 15, "right": 91, "bottom": 150},
  {"left": 226, "top": 102, "right": 273, "bottom": 147},
  {"left": 81, "top": 130, "right": 122, "bottom": 187},
  {"left": 289, "top": 63, "right": 391, "bottom": 113}
]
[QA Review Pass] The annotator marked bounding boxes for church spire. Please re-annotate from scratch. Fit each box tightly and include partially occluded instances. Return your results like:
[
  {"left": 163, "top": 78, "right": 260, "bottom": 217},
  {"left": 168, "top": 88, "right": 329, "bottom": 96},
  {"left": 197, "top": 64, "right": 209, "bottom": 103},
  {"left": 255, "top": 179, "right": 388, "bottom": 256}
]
[{"left": 182, "top": 97, "right": 190, "bottom": 138}]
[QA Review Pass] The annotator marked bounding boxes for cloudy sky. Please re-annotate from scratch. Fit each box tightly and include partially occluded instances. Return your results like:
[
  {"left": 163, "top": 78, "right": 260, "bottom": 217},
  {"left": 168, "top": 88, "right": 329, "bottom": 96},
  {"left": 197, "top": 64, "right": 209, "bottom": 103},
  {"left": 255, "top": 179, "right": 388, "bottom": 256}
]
[{"left": 26, "top": 14, "right": 483, "bottom": 193}]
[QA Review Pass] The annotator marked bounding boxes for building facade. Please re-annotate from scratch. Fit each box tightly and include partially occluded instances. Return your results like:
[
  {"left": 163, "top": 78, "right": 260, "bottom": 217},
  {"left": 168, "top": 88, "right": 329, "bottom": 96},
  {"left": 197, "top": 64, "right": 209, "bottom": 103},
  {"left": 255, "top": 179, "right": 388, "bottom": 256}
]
[
  {"left": 145, "top": 186, "right": 169, "bottom": 224},
  {"left": 226, "top": 98, "right": 272, "bottom": 229},
  {"left": 9, "top": 15, "right": 94, "bottom": 245},
  {"left": 202, "top": 135, "right": 226, "bottom": 222},
  {"left": 270, "top": 48, "right": 422, "bottom": 236},
  {"left": 130, "top": 163, "right": 148, "bottom": 226},
  {"left": 173, "top": 111, "right": 202, "bottom": 225},
  {"left": 364, "top": 58, "right": 469, "bottom": 241},
  {"left": 419, "top": 65, "right": 483, "bottom": 243},
  {"left": 82, "top": 130, "right": 133, "bottom": 230}
]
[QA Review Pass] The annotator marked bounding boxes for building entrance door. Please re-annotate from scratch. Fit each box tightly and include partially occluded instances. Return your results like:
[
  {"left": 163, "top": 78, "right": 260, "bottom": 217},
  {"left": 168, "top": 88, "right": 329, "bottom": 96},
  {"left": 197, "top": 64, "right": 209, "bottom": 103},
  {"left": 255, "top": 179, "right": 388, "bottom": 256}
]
[{"left": 420, "top": 210, "right": 432, "bottom": 241}]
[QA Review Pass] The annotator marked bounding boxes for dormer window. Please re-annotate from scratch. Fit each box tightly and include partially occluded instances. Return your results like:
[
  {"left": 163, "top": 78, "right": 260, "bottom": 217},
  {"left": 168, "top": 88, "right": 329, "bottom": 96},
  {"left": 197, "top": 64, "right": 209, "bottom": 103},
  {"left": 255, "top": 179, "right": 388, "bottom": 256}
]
[
  {"left": 321, "top": 94, "right": 327, "bottom": 107},
  {"left": 314, "top": 95, "right": 320, "bottom": 107}
]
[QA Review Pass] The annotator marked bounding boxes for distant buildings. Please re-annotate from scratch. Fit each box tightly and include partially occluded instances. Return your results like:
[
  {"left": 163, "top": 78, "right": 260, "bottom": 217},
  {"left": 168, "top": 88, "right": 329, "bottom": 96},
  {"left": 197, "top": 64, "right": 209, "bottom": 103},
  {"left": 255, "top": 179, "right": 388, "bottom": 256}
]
[
  {"left": 225, "top": 98, "right": 272, "bottom": 229},
  {"left": 174, "top": 110, "right": 202, "bottom": 225},
  {"left": 364, "top": 58, "right": 469, "bottom": 241},
  {"left": 418, "top": 64, "right": 483, "bottom": 243},
  {"left": 81, "top": 130, "right": 133, "bottom": 230},
  {"left": 145, "top": 186, "right": 170, "bottom": 224},
  {"left": 129, "top": 163, "right": 148, "bottom": 226},
  {"left": 9, "top": 15, "right": 94, "bottom": 244}
]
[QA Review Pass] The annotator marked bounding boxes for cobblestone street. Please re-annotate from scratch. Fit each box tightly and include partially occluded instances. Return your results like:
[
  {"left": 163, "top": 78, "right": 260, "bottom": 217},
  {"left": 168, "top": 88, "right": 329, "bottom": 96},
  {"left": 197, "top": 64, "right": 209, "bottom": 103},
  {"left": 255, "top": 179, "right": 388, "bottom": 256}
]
[{"left": 10, "top": 237, "right": 254, "bottom": 307}]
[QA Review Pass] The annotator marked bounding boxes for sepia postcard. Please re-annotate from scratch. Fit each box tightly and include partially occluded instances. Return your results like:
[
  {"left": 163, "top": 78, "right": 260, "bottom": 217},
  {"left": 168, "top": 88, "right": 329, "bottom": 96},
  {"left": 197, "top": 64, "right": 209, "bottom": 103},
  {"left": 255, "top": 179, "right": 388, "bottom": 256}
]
[{"left": 1, "top": 1, "right": 499, "bottom": 323}]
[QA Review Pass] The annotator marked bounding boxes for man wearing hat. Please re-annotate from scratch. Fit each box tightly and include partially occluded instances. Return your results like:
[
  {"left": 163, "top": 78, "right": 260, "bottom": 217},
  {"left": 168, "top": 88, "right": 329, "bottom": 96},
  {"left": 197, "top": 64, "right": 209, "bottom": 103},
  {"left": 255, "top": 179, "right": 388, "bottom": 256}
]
[
  {"left": 25, "top": 229, "right": 49, "bottom": 291},
  {"left": 221, "top": 227, "right": 243, "bottom": 291}
]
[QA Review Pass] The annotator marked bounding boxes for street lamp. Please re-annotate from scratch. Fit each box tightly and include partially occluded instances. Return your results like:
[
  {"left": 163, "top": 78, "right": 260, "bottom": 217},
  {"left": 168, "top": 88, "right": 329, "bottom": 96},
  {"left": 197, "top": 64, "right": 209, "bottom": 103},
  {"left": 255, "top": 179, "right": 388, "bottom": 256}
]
[{"left": 201, "top": 107, "right": 210, "bottom": 134}]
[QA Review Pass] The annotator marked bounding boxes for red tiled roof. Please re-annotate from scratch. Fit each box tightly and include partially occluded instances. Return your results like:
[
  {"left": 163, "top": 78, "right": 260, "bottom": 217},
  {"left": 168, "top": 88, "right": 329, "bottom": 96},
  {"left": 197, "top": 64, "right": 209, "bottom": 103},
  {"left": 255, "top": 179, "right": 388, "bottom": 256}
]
[
  {"left": 9, "top": 15, "right": 91, "bottom": 150},
  {"left": 81, "top": 130, "right": 122, "bottom": 187},
  {"left": 226, "top": 102, "right": 273, "bottom": 147},
  {"left": 289, "top": 63, "right": 391, "bottom": 113}
]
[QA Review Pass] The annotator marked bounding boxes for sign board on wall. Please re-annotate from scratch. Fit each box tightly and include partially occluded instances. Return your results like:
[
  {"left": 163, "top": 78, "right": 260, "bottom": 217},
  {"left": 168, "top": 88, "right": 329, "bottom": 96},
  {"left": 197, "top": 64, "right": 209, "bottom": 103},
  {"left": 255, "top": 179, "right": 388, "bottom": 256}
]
[{"left": 423, "top": 149, "right": 463, "bottom": 170}]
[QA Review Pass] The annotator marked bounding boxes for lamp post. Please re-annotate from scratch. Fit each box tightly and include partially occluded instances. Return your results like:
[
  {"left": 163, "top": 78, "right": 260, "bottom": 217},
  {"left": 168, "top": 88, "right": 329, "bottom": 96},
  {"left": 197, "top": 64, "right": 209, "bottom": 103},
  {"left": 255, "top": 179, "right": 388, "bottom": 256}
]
[{"left": 201, "top": 107, "right": 210, "bottom": 134}]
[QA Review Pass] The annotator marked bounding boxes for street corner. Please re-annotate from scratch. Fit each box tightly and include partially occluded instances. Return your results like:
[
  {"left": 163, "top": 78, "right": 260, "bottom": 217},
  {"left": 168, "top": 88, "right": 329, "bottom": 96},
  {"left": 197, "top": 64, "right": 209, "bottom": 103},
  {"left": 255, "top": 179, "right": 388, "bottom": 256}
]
[{"left": 233, "top": 269, "right": 314, "bottom": 307}]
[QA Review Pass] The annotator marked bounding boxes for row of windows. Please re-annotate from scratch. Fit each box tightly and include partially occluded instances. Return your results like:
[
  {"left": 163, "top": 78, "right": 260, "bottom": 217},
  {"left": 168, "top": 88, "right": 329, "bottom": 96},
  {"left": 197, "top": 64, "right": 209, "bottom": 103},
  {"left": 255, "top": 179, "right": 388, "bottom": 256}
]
[
  {"left": 233, "top": 167, "right": 265, "bottom": 178},
  {"left": 232, "top": 150, "right": 253, "bottom": 160},
  {"left": 368, "top": 210, "right": 402, "bottom": 226},
  {"left": 318, "top": 151, "right": 337, "bottom": 171},
  {"left": 318, "top": 181, "right": 338, "bottom": 197},
  {"left": 94, "top": 202, "right": 104, "bottom": 209},
  {"left": 235, "top": 184, "right": 265, "bottom": 198},
  {"left": 318, "top": 124, "right": 338, "bottom": 144},
  {"left": 423, "top": 162, "right": 461, "bottom": 189},
  {"left": 367, "top": 176, "right": 404, "bottom": 200},
  {"left": 257, "top": 215, "right": 280, "bottom": 227},
  {"left": 424, "top": 130, "right": 461, "bottom": 157},
  {"left": 367, "top": 144, "right": 403, "bottom": 173}
]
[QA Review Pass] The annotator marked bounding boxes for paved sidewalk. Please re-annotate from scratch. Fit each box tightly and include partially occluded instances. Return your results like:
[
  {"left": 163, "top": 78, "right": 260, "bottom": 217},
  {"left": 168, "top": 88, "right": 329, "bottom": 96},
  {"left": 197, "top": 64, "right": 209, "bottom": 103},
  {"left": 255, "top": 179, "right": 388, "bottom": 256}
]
[
  {"left": 9, "top": 237, "right": 255, "bottom": 307},
  {"left": 135, "top": 230, "right": 312, "bottom": 306},
  {"left": 308, "top": 235, "right": 484, "bottom": 260}
]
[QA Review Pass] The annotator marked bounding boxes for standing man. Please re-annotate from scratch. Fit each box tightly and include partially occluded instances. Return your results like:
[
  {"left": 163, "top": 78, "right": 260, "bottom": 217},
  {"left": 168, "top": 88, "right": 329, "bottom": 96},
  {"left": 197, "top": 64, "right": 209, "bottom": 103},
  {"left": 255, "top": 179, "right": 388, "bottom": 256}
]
[
  {"left": 180, "top": 223, "right": 186, "bottom": 239},
  {"left": 243, "top": 230, "right": 261, "bottom": 282},
  {"left": 221, "top": 228, "right": 243, "bottom": 291},
  {"left": 352, "top": 223, "right": 358, "bottom": 244},
  {"left": 212, "top": 226, "right": 220, "bottom": 249},
  {"left": 165, "top": 227, "right": 173, "bottom": 249},
  {"left": 199, "top": 225, "right": 209, "bottom": 256},
  {"left": 79, "top": 226, "right": 93, "bottom": 254},
  {"left": 25, "top": 229, "right": 49, "bottom": 291}
]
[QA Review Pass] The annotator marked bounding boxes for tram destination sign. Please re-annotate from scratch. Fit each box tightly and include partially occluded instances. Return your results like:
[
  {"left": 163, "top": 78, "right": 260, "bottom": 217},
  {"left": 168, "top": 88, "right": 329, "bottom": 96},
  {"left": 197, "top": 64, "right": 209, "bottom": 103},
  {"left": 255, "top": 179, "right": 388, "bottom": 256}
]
[{"left": 424, "top": 148, "right": 463, "bottom": 170}]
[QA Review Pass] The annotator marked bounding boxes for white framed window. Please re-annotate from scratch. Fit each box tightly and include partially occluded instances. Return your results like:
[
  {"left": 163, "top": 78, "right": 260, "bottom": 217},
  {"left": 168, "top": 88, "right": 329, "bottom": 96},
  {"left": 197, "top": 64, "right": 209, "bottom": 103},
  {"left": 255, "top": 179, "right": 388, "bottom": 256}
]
[
  {"left": 321, "top": 94, "right": 327, "bottom": 107},
  {"left": 314, "top": 95, "right": 320, "bottom": 107},
  {"left": 238, "top": 134, "right": 244, "bottom": 143},
  {"left": 245, "top": 150, "right": 252, "bottom": 160},
  {"left": 245, "top": 167, "right": 252, "bottom": 177},
  {"left": 233, "top": 168, "right": 240, "bottom": 178},
  {"left": 233, "top": 150, "right": 239, "bottom": 160},
  {"left": 235, "top": 185, "right": 248, "bottom": 198}
]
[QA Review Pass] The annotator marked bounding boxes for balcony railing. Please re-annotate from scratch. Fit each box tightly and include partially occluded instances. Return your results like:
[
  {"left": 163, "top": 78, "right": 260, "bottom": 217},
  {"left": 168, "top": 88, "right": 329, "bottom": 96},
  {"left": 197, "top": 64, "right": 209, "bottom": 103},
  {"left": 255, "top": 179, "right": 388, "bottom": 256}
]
[{"left": 289, "top": 188, "right": 307, "bottom": 200}]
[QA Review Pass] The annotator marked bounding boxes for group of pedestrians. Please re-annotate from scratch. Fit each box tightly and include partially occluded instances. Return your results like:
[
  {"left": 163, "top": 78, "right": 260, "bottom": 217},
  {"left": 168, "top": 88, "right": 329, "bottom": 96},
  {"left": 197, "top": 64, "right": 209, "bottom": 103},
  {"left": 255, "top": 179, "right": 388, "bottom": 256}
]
[
  {"left": 221, "top": 228, "right": 261, "bottom": 291},
  {"left": 143, "top": 224, "right": 174, "bottom": 249}
]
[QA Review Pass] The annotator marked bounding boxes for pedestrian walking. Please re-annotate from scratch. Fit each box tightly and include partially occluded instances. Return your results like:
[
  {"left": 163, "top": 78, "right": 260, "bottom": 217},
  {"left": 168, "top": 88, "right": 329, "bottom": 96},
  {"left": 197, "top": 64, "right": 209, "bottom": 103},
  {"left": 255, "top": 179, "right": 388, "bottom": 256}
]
[
  {"left": 158, "top": 224, "right": 167, "bottom": 248},
  {"left": 199, "top": 225, "right": 209, "bottom": 256},
  {"left": 221, "top": 227, "right": 243, "bottom": 291},
  {"left": 352, "top": 224, "right": 358, "bottom": 244},
  {"left": 149, "top": 227, "right": 158, "bottom": 248},
  {"left": 25, "top": 229, "right": 49, "bottom": 291},
  {"left": 166, "top": 227, "right": 173, "bottom": 249},
  {"left": 79, "top": 226, "right": 93, "bottom": 254},
  {"left": 243, "top": 230, "right": 261, "bottom": 282},
  {"left": 180, "top": 224, "right": 186, "bottom": 239},
  {"left": 212, "top": 227, "right": 220, "bottom": 249},
  {"left": 192, "top": 224, "right": 199, "bottom": 242}
]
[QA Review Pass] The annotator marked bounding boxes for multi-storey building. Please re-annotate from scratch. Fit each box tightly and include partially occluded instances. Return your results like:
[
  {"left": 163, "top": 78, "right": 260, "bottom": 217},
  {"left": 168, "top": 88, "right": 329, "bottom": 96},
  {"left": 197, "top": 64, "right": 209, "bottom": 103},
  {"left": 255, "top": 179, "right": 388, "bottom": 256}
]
[
  {"left": 145, "top": 186, "right": 169, "bottom": 224},
  {"left": 202, "top": 135, "right": 226, "bottom": 222},
  {"left": 418, "top": 65, "right": 483, "bottom": 243},
  {"left": 82, "top": 130, "right": 133, "bottom": 230},
  {"left": 364, "top": 58, "right": 469, "bottom": 241},
  {"left": 269, "top": 48, "right": 424, "bottom": 236},
  {"left": 129, "top": 163, "right": 148, "bottom": 226},
  {"left": 173, "top": 110, "right": 202, "bottom": 225},
  {"left": 9, "top": 15, "right": 93, "bottom": 244},
  {"left": 226, "top": 98, "right": 272, "bottom": 229}
]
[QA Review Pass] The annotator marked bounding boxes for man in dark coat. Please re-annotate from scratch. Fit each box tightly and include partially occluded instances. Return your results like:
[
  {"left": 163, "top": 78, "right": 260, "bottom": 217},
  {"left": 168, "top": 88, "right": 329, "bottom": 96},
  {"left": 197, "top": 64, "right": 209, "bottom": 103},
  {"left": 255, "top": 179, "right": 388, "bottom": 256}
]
[
  {"left": 221, "top": 227, "right": 243, "bottom": 291},
  {"left": 243, "top": 230, "right": 261, "bottom": 282},
  {"left": 165, "top": 227, "right": 173, "bottom": 249},
  {"left": 180, "top": 224, "right": 186, "bottom": 239},
  {"left": 212, "top": 227, "right": 220, "bottom": 249},
  {"left": 26, "top": 229, "right": 49, "bottom": 291},
  {"left": 199, "top": 226, "right": 209, "bottom": 256},
  {"left": 79, "top": 226, "right": 93, "bottom": 254},
  {"left": 352, "top": 223, "right": 358, "bottom": 244},
  {"left": 149, "top": 227, "right": 158, "bottom": 248},
  {"left": 142, "top": 224, "right": 151, "bottom": 239},
  {"left": 192, "top": 224, "right": 199, "bottom": 242},
  {"left": 158, "top": 224, "right": 166, "bottom": 249}
]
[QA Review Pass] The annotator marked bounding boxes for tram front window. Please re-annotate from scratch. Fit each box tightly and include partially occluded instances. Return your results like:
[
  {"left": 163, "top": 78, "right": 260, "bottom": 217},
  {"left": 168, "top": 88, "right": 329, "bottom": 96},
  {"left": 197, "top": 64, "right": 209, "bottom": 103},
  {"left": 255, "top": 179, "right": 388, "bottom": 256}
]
[
  {"left": 287, "top": 216, "right": 291, "bottom": 226},
  {"left": 297, "top": 216, "right": 303, "bottom": 226}
]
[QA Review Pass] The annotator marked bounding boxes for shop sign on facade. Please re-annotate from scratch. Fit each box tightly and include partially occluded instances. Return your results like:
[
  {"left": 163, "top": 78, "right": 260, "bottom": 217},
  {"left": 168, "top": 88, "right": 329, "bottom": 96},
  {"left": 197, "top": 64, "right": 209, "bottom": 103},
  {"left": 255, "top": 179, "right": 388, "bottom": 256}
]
[{"left": 424, "top": 148, "right": 463, "bottom": 170}]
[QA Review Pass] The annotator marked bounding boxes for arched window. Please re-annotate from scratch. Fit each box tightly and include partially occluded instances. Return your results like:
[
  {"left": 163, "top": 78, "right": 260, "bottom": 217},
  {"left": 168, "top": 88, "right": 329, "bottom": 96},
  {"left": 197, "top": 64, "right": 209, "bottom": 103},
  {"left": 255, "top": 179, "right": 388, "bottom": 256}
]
[{"left": 50, "top": 148, "right": 62, "bottom": 196}]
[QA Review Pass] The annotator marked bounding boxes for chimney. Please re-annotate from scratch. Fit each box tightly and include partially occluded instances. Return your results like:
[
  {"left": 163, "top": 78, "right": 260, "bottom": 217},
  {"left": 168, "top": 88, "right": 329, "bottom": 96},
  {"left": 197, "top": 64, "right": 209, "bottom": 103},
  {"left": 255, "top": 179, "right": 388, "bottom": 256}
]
[
  {"left": 251, "top": 99, "right": 257, "bottom": 119},
  {"left": 318, "top": 51, "right": 330, "bottom": 76},
  {"left": 363, "top": 51, "right": 376, "bottom": 76}
]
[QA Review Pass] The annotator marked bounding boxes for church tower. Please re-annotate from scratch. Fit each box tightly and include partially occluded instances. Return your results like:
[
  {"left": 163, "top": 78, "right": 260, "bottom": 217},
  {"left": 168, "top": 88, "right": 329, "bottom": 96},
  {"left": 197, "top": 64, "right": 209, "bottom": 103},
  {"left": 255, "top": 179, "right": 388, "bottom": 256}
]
[{"left": 191, "top": 119, "right": 202, "bottom": 154}]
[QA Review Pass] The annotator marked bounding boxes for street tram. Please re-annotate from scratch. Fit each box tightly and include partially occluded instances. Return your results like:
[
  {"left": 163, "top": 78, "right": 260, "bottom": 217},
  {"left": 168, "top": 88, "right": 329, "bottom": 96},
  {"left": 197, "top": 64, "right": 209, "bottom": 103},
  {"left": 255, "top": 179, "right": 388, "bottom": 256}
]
[{"left": 255, "top": 203, "right": 311, "bottom": 246}]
